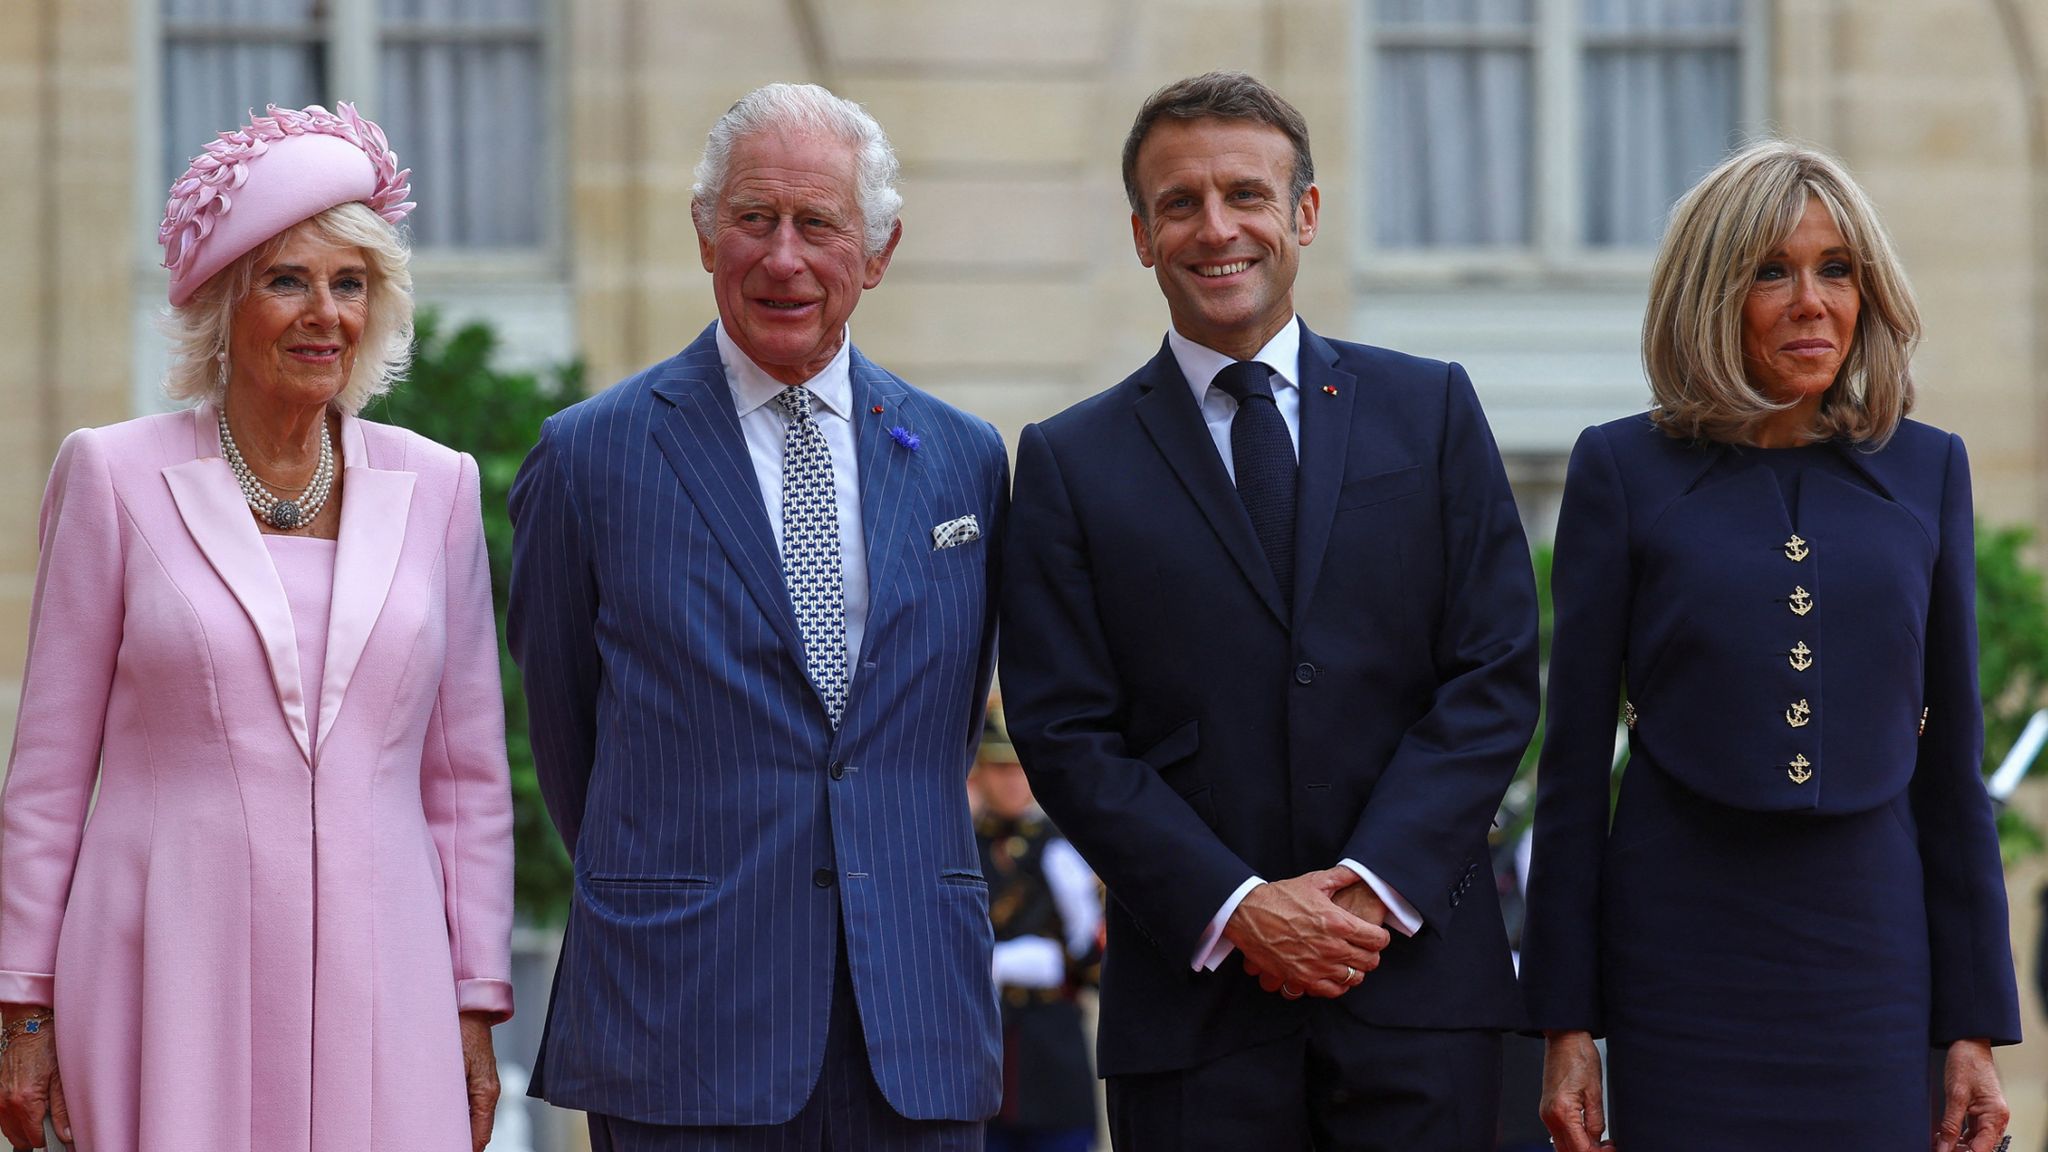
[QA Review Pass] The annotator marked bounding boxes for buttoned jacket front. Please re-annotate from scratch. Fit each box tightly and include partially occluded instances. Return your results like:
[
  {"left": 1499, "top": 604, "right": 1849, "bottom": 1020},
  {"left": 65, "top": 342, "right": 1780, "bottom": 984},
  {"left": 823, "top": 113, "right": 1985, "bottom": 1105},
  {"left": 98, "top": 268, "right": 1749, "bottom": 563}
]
[
  {"left": 508, "top": 323, "right": 1007, "bottom": 1125},
  {"left": 1001, "top": 324, "right": 1541, "bottom": 1076},
  {"left": 1521, "top": 413, "right": 2018, "bottom": 1043}
]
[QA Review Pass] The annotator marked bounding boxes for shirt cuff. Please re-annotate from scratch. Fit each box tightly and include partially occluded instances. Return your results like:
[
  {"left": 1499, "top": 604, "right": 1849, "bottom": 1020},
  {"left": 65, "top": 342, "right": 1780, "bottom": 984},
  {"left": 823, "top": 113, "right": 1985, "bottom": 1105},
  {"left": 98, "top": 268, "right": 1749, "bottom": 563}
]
[
  {"left": 1192, "top": 876, "right": 1265, "bottom": 971},
  {"left": 1337, "top": 858, "right": 1422, "bottom": 937}
]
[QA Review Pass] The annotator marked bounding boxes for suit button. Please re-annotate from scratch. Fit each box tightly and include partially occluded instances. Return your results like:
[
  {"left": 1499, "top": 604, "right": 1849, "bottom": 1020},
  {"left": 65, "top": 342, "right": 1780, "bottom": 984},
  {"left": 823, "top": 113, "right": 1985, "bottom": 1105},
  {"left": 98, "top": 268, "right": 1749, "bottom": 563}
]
[
  {"left": 813, "top": 868, "right": 835, "bottom": 888},
  {"left": 1294, "top": 663, "right": 1318, "bottom": 684},
  {"left": 829, "top": 761, "right": 846, "bottom": 780}
]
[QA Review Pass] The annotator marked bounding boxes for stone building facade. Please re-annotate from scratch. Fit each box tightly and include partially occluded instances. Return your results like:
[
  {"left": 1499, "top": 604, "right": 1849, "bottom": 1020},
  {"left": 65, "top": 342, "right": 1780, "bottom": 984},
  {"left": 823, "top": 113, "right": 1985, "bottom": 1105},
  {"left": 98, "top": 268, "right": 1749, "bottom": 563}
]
[{"left": 9, "top": 0, "right": 2048, "bottom": 1135}]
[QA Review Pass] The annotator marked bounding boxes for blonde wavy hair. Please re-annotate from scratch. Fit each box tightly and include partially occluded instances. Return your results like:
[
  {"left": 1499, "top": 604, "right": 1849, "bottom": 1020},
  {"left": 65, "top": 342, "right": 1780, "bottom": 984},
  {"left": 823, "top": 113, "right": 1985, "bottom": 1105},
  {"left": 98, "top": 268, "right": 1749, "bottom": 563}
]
[
  {"left": 161, "top": 201, "right": 414, "bottom": 415},
  {"left": 1644, "top": 140, "right": 1919, "bottom": 447}
]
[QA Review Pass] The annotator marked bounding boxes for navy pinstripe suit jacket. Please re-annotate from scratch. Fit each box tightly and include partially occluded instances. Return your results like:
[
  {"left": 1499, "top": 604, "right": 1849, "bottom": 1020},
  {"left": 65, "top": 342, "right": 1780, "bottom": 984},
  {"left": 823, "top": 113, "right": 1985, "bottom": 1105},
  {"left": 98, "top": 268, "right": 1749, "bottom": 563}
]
[{"left": 508, "top": 323, "right": 1006, "bottom": 1125}]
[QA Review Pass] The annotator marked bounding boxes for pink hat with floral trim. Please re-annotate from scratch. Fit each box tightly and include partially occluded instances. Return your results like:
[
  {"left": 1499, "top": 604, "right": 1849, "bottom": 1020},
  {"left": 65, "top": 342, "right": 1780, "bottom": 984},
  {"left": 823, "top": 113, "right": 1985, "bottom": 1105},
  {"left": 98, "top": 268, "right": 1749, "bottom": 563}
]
[{"left": 159, "top": 102, "right": 414, "bottom": 306}]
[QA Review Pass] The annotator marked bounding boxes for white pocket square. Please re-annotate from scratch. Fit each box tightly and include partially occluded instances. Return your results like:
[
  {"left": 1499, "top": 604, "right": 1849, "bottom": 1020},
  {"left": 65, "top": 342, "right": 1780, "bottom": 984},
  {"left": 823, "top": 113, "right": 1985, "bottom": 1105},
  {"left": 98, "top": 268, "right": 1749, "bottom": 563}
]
[{"left": 932, "top": 514, "right": 981, "bottom": 550}]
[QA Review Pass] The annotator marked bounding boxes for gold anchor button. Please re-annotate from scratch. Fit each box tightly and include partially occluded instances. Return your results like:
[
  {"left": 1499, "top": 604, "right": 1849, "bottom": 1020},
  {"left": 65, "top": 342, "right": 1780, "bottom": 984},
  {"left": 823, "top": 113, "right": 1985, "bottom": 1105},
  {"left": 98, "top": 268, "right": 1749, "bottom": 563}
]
[
  {"left": 1788, "top": 586, "right": 1813, "bottom": 616},
  {"left": 1623, "top": 700, "right": 1638, "bottom": 729},
  {"left": 1785, "top": 698, "right": 1812, "bottom": 727},
  {"left": 1789, "top": 642, "right": 1813, "bottom": 672},
  {"left": 1788, "top": 754, "right": 1813, "bottom": 784},
  {"left": 1784, "top": 533, "right": 1809, "bottom": 561}
]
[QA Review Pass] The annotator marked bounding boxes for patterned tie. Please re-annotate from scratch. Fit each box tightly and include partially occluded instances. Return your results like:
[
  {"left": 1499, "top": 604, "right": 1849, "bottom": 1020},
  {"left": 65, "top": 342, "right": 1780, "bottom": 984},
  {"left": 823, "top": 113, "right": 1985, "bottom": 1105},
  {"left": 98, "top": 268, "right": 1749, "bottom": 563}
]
[
  {"left": 774, "top": 386, "right": 848, "bottom": 727},
  {"left": 1212, "top": 360, "right": 1296, "bottom": 613}
]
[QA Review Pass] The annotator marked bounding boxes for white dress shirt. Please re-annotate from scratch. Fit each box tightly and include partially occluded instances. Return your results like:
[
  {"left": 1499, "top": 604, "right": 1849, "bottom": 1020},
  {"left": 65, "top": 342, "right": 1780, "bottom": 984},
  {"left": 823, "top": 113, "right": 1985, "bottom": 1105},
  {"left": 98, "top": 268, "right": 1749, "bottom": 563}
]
[
  {"left": 1165, "top": 320, "right": 1425, "bottom": 972},
  {"left": 717, "top": 321, "right": 870, "bottom": 670}
]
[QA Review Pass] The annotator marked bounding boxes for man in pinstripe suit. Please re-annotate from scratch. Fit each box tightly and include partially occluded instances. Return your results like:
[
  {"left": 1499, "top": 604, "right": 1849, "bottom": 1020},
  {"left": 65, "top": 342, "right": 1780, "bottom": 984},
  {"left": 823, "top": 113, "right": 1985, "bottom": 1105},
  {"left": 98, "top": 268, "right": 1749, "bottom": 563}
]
[{"left": 509, "top": 83, "right": 1006, "bottom": 1151}]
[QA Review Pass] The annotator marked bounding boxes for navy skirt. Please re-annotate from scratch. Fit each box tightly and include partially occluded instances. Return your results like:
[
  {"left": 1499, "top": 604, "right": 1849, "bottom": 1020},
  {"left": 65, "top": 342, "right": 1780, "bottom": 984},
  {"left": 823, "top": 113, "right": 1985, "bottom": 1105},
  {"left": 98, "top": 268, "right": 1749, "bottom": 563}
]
[{"left": 1600, "top": 758, "right": 1934, "bottom": 1151}]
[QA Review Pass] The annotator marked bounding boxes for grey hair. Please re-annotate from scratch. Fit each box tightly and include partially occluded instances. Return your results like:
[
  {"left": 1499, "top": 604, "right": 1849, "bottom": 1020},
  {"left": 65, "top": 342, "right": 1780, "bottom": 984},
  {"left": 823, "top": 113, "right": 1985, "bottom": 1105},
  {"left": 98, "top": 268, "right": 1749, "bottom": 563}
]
[
  {"left": 690, "top": 82, "right": 903, "bottom": 257},
  {"left": 161, "top": 202, "right": 414, "bottom": 415}
]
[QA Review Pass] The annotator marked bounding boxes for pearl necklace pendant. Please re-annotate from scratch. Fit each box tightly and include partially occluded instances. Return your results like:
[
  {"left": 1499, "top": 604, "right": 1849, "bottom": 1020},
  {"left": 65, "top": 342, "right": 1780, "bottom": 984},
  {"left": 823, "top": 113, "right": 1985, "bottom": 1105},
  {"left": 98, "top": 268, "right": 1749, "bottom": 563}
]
[
  {"left": 266, "top": 500, "right": 306, "bottom": 530},
  {"left": 219, "top": 409, "right": 335, "bottom": 531}
]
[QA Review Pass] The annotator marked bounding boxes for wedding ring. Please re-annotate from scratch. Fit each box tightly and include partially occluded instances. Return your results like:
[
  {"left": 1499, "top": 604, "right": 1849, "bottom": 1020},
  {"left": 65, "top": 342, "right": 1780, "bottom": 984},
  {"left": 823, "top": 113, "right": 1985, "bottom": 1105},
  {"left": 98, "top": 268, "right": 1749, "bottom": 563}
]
[
  {"left": 1344, "top": 965, "right": 1359, "bottom": 985},
  {"left": 1281, "top": 984, "right": 1303, "bottom": 999}
]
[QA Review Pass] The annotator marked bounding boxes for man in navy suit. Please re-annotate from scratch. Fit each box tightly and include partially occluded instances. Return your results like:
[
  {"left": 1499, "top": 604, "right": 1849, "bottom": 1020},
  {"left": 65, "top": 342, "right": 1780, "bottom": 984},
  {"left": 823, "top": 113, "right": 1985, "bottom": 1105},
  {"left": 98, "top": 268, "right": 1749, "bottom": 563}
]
[
  {"left": 1000, "top": 72, "right": 1539, "bottom": 1150},
  {"left": 509, "top": 83, "right": 1004, "bottom": 1151}
]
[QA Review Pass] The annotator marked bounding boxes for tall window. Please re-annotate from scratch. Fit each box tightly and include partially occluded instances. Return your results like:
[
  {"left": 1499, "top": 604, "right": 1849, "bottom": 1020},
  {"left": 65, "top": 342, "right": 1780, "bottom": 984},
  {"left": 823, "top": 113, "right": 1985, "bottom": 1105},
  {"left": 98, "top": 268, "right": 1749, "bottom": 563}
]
[
  {"left": 1368, "top": 0, "right": 1757, "bottom": 259},
  {"left": 161, "top": 0, "right": 550, "bottom": 253}
]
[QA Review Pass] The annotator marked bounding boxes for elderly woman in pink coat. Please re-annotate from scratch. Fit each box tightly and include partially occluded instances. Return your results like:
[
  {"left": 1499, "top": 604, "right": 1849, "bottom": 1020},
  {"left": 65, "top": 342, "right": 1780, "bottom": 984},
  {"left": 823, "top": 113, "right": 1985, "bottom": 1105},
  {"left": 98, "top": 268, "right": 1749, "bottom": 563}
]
[{"left": 0, "top": 104, "right": 515, "bottom": 1151}]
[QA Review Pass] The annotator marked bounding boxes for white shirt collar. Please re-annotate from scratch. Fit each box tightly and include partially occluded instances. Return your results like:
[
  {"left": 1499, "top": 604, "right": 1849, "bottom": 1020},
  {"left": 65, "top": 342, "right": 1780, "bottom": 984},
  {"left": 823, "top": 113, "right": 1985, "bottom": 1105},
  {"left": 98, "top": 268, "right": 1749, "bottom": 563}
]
[
  {"left": 716, "top": 320, "right": 855, "bottom": 421},
  {"left": 1167, "top": 317, "right": 1302, "bottom": 402}
]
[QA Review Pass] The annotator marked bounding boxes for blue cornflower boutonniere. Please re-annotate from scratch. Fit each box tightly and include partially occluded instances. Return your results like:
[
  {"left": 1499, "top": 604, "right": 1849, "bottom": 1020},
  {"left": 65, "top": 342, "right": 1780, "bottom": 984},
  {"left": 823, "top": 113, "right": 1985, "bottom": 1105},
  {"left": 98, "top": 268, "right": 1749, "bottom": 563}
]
[{"left": 889, "top": 426, "right": 921, "bottom": 452}]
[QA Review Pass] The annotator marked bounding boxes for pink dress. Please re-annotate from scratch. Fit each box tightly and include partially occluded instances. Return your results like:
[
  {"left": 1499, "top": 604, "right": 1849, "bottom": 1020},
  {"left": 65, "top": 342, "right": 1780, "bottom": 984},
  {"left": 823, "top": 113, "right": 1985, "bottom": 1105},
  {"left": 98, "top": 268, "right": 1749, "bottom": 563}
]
[
  {"left": 0, "top": 406, "right": 514, "bottom": 1152},
  {"left": 267, "top": 536, "right": 337, "bottom": 761}
]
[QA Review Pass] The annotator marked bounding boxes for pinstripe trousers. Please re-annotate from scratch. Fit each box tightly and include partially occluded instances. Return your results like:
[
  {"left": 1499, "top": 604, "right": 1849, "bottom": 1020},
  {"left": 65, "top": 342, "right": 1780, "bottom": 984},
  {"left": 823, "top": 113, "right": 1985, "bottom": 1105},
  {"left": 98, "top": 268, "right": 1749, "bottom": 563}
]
[{"left": 586, "top": 920, "right": 985, "bottom": 1152}]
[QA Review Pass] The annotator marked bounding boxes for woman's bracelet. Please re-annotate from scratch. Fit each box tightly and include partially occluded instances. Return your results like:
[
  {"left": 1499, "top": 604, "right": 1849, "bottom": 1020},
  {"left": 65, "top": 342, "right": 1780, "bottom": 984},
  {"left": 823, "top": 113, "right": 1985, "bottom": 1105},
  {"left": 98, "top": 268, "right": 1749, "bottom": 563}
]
[{"left": 0, "top": 1011, "right": 51, "bottom": 1053}]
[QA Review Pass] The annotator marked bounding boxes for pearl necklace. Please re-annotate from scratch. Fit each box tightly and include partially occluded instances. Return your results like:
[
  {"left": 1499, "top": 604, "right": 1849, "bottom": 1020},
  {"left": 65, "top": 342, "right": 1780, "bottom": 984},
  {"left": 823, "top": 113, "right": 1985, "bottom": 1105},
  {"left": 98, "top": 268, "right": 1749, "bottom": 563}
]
[{"left": 218, "top": 410, "right": 335, "bottom": 531}]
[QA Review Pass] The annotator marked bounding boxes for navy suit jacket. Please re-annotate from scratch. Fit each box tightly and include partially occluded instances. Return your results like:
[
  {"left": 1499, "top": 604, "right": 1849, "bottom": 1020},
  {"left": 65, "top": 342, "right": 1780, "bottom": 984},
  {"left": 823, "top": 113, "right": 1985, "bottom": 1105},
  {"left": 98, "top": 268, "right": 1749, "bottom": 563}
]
[
  {"left": 1000, "top": 323, "right": 1540, "bottom": 1077},
  {"left": 508, "top": 324, "right": 1006, "bottom": 1124},
  {"left": 1520, "top": 415, "right": 2021, "bottom": 1044}
]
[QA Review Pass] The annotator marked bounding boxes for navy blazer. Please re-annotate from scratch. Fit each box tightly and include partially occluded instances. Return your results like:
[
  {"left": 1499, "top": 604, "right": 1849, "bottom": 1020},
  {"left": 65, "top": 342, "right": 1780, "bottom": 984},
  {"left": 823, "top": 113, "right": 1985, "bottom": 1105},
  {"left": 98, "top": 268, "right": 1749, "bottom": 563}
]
[
  {"left": 1000, "top": 323, "right": 1540, "bottom": 1076},
  {"left": 508, "top": 324, "right": 1006, "bottom": 1124},
  {"left": 1520, "top": 414, "right": 2020, "bottom": 1043}
]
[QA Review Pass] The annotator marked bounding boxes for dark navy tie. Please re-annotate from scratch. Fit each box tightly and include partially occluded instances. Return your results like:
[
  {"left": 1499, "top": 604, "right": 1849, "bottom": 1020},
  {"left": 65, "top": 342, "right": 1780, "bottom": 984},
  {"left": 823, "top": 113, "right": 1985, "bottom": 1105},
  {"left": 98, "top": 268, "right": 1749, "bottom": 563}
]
[{"left": 1212, "top": 360, "right": 1295, "bottom": 611}]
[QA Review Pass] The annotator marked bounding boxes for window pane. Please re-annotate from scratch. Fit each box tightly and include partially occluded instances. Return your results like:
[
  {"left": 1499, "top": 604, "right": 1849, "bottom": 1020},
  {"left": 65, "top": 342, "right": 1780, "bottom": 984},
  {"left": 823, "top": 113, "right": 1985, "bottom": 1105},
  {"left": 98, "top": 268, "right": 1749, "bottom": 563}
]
[
  {"left": 380, "top": 0, "right": 542, "bottom": 22},
  {"left": 1377, "top": 0, "right": 1531, "bottom": 28},
  {"left": 1583, "top": 0, "right": 1738, "bottom": 31},
  {"left": 378, "top": 0, "right": 545, "bottom": 248},
  {"left": 1582, "top": 43, "right": 1739, "bottom": 246},
  {"left": 163, "top": 0, "right": 325, "bottom": 194},
  {"left": 1376, "top": 47, "right": 1533, "bottom": 247},
  {"left": 165, "top": 0, "right": 319, "bottom": 25}
]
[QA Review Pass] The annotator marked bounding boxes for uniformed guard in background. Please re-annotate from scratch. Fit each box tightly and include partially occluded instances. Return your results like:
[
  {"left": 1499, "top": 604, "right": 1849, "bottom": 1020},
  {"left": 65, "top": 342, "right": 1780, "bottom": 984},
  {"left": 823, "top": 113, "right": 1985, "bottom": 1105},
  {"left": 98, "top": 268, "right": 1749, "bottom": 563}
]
[{"left": 973, "top": 695, "right": 1105, "bottom": 1152}]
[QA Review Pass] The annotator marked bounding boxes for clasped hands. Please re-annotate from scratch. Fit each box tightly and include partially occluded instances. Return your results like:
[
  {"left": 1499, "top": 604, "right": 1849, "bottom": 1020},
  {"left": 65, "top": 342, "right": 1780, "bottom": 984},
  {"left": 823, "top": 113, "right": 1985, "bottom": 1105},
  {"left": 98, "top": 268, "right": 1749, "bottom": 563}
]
[{"left": 1226, "top": 866, "right": 1391, "bottom": 999}]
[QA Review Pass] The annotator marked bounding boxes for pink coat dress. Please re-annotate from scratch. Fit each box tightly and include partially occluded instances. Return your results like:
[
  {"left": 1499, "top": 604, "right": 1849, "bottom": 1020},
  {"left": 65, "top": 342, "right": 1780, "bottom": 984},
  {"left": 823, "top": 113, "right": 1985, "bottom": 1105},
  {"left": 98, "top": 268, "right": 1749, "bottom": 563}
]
[{"left": 0, "top": 404, "right": 516, "bottom": 1151}]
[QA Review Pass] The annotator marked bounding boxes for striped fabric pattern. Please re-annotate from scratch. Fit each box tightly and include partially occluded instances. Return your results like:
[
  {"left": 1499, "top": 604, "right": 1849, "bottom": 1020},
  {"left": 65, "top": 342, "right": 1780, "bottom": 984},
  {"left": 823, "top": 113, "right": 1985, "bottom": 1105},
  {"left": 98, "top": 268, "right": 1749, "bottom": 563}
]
[{"left": 508, "top": 324, "right": 1006, "bottom": 1126}]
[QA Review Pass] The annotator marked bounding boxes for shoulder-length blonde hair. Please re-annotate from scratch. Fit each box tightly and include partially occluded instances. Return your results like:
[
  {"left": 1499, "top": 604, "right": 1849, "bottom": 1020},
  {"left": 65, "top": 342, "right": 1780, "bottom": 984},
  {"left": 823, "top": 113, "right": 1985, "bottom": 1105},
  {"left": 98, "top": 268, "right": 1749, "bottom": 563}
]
[
  {"left": 162, "top": 201, "right": 414, "bottom": 415},
  {"left": 1644, "top": 139, "right": 1919, "bottom": 447}
]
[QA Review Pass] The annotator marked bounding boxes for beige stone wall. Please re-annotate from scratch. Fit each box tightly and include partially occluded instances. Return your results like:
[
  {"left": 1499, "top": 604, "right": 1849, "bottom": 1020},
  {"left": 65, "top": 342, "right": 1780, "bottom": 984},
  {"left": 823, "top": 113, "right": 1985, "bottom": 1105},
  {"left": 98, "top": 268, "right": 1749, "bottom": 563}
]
[
  {"left": 565, "top": 0, "right": 1359, "bottom": 444},
  {"left": 568, "top": 0, "right": 815, "bottom": 391},
  {"left": 0, "top": 0, "right": 135, "bottom": 753},
  {"left": 7, "top": 1, "right": 2048, "bottom": 1135},
  {"left": 1778, "top": 0, "right": 2043, "bottom": 539}
]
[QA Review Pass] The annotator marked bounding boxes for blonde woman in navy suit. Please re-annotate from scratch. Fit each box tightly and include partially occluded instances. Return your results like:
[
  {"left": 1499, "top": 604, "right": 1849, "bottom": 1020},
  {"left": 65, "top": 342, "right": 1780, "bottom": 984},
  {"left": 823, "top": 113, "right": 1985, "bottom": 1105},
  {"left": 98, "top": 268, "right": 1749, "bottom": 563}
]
[{"left": 1522, "top": 141, "right": 2020, "bottom": 1152}]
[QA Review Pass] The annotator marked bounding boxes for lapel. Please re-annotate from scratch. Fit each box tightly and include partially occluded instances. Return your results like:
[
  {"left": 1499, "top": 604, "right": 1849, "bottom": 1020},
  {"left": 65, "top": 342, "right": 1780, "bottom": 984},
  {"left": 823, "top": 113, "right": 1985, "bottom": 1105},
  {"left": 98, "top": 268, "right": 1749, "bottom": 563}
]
[
  {"left": 849, "top": 347, "right": 924, "bottom": 664},
  {"left": 1131, "top": 339, "right": 1288, "bottom": 627},
  {"left": 1828, "top": 437, "right": 1897, "bottom": 502},
  {"left": 317, "top": 415, "right": 414, "bottom": 755},
  {"left": 161, "top": 404, "right": 416, "bottom": 765},
  {"left": 164, "top": 404, "right": 313, "bottom": 763},
  {"left": 647, "top": 328, "right": 812, "bottom": 688},
  {"left": 1290, "top": 323, "right": 1360, "bottom": 630}
]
